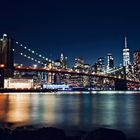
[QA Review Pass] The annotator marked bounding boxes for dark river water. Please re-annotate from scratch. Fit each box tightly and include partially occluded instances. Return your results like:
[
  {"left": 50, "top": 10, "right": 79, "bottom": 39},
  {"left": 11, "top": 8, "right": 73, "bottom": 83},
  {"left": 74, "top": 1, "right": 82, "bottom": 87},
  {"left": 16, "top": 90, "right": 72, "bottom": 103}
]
[{"left": 0, "top": 91, "right": 140, "bottom": 137}]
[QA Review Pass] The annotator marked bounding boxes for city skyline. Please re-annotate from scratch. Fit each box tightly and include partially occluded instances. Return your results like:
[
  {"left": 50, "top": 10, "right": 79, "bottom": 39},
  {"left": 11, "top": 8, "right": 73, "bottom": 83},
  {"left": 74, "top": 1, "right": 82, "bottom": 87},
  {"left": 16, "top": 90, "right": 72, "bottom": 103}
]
[
  {"left": 13, "top": 35, "right": 140, "bottom": 69},
  {"left": 0, "top": 33, "right": 140, "bottom": 90},
  {"left": 0, "top": 33, "right": 139, "bottom": 69}
]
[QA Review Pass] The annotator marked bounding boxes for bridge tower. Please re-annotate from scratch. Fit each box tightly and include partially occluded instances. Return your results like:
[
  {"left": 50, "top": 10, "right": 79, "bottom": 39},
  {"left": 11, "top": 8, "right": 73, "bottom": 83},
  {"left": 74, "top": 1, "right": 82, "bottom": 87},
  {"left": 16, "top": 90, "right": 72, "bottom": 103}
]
[
  {"left": 0, "top": 66, "right": 4, "bottom": 88},
  {"left": 0, "top": 34, "right": 14, "bottom": 87},
  {"left": 115, "top": 66, "right": 127, "bottom": 90}
]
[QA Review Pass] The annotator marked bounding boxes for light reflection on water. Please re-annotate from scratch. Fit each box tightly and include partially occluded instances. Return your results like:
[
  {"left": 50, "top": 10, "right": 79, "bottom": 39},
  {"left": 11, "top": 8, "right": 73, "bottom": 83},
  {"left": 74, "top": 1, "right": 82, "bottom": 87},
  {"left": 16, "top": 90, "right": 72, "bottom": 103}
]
[{"left": 0, "top": 92, "right": 140, "bottom": 137}]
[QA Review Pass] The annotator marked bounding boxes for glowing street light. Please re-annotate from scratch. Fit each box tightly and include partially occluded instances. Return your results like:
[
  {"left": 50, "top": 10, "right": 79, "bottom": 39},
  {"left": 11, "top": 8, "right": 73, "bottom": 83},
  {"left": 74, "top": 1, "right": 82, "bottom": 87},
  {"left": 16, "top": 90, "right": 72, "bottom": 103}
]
[
  {"left": 0, "top": 64, "right": 4, "bottom": 68},
  {"left": 33, "top": 64, "right": 37, "bottom": 68}
]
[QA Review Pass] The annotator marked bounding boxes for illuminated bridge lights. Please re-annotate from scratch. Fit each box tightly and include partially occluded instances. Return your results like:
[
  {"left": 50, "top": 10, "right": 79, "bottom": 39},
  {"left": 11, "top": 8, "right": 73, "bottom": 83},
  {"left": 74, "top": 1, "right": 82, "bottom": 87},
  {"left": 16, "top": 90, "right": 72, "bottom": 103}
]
[
  {"left": 15, "top": 40, "right": 50, "bottom": 63},
  {"left": 18, "top": 52, "right": 45, "bottom": 65},
  {"left": 14, "top": 66, "right": 140, "bottom": 84},
  {"left": 0, "top": 64, "right": 5, "bottom": 68}
]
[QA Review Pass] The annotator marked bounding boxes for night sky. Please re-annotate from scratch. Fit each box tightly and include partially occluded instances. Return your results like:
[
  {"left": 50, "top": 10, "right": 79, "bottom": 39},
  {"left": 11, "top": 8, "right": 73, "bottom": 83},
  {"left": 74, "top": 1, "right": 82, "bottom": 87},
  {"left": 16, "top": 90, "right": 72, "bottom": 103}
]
[{"left": 0, "top": 0, "right": 140, "bottom": 66}]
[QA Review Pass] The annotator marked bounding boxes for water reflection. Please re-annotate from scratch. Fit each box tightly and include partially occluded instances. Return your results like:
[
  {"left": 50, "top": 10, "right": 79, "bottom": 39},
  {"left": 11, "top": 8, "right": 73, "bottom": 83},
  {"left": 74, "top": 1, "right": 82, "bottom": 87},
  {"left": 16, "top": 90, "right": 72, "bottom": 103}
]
[
  {"left": 0, "top": 93, "right": 140, "bottom": 137},
  {"left": 0, "top": 95, "right": 9, "bottom": 120},
  {"left": 6, "top": 94, "right": 30, "bottom": 126}
]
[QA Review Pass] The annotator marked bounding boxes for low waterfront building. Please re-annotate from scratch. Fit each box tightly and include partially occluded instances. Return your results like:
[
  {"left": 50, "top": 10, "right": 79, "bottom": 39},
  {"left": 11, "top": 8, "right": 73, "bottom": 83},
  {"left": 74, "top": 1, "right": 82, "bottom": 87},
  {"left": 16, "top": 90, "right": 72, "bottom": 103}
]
[{"left": 4, "top": 78, "right": 33, "bottom": 89}]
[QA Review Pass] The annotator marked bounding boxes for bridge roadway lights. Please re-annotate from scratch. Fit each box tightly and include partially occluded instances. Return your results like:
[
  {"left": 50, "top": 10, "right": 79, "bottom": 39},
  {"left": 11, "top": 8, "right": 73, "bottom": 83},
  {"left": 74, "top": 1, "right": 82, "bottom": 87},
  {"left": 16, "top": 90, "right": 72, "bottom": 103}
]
[{"left": 115, "top": 79, "right": 127, "bottom": 90}]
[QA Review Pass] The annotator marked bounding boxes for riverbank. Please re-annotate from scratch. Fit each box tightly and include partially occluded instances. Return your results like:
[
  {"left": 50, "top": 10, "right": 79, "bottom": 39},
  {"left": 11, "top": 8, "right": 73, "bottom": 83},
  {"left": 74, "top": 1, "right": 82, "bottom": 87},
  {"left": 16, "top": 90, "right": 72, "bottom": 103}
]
[
  {"left": 0, "top": 88, "right": 58, "bottom": 93},
  {"left": 0, "top": 126, "right": 139, "bottom": 140},
  {"left": 0, "top": 88, "right": 140, "bottom": 93}
]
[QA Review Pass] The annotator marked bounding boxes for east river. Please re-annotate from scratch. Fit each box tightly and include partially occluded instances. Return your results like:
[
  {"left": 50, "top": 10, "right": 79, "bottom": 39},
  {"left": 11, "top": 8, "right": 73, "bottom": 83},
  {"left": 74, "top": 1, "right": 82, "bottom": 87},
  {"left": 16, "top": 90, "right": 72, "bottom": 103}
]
[{"left": 0, "top": 91, "right": 140, "bottom": 137}]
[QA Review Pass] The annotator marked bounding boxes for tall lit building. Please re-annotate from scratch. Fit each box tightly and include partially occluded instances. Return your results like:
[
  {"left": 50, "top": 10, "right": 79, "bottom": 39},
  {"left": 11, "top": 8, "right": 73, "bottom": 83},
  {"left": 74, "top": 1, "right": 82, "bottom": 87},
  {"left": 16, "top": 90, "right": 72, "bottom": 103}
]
[
  {"left": 73, "top": 57, "right": 85, "bottom": 86},
  {"left": 98, "top": 57, "right": 105, "bottom": 72},
  {"left": 107, "top": 53, "right": 114, "bottom": 71},
  {"left": 123, "top": 36, "right": 130, "bottom": 67},
  {"left": 60, "top": 53, "right": 64, "bottom": 62},
  {"left": 74, "top": 57, "right": 84, "bottom": 70},
  {"left": 60, "top": 53, "right": 68, "bottom": 69},
  {"left": 133, "top": 50, "right": 140, "bottom": 64},
  {"left": 133, "top": 50, "right": 140, "bottom": 80},
  {"left": 92, "top": 57, "right": 105, "bottom": 73},
  {"left": 53, "top": 53, "right": 68, "bottom": 70}
]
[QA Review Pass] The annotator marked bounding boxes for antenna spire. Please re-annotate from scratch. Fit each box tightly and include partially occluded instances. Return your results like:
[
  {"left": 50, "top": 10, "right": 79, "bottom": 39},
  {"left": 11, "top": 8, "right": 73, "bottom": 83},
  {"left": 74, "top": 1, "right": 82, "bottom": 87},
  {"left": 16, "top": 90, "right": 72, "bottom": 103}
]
[{"left": 125, "top": 36, "right": 127, "bottom": 49}]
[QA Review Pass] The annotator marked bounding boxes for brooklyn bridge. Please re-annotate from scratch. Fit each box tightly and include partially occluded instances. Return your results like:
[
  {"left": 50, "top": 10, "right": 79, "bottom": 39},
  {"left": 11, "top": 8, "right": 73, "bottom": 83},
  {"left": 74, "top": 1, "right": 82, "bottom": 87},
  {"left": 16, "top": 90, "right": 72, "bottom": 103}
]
[{"left": 0, "top": 34, "right": 139, "bottom": 90}]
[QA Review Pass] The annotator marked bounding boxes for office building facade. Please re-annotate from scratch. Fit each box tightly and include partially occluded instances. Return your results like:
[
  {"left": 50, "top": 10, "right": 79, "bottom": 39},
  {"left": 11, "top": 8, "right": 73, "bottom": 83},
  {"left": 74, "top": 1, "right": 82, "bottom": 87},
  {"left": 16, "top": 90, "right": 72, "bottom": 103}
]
[
  {"left": 107, "top": 53, "right": 114, "bottom": 71},
  {"left": 133, "top": 50, "right": 140, "bottom": 80},
  {"left": 123, "top": 36, "right": 130, "bottom": 67}
]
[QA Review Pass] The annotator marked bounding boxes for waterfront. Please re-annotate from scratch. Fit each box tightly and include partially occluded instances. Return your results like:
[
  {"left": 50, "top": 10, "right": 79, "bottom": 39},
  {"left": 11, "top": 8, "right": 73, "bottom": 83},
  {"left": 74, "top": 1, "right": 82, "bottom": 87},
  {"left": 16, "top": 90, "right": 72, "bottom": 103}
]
[{"left": 0, "top": 92, "right": 140, "bottom": 138}]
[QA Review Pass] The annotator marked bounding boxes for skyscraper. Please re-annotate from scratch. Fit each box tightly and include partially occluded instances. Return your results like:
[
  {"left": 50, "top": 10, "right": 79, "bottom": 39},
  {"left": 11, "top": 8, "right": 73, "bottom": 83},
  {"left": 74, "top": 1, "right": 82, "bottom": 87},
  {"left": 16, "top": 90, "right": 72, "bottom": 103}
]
[
  {"left": 97, "top": 57, "right": 105, "bottom": 72},
  {"left": 60, "top": 53, "right": 68, "bottom": 69},
  {"left": 123, "top": 36, "right": 130, "bottom": 67},
  {"left": 92, "top": 57, "right": 105, "bottom": 73},
  {"left": 107, "top": 53, "right": 114, "bottom": 71},
  {"left": 60, "top": 53, "right": 64, "bottom": 62},
  {"left": 73, "top": 57, "right": 85, "bottom": 86},
  {"left": 133, "top": 50, "right": 140, "bottom": 80},
  {"left": 74, "top": 57, "right": 84, "bottom": 71},
  {"left": 133, "top": 50, "right": 140, "bottom": 64}
]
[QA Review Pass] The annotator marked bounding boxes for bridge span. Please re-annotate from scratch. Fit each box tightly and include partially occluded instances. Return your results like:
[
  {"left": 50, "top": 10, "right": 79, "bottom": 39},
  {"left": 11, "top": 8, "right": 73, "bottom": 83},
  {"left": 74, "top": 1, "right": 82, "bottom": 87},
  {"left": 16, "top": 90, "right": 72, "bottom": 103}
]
[{"left": 0, "top": 34, "right": 140, "bottom": 90}]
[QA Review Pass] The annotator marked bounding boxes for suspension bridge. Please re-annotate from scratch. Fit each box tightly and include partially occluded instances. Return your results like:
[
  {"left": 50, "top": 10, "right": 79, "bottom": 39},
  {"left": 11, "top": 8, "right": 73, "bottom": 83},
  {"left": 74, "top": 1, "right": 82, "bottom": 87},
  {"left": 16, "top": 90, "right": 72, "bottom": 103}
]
[{"left": 0, "top": 34, "right": 139, "bottom": 90}]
